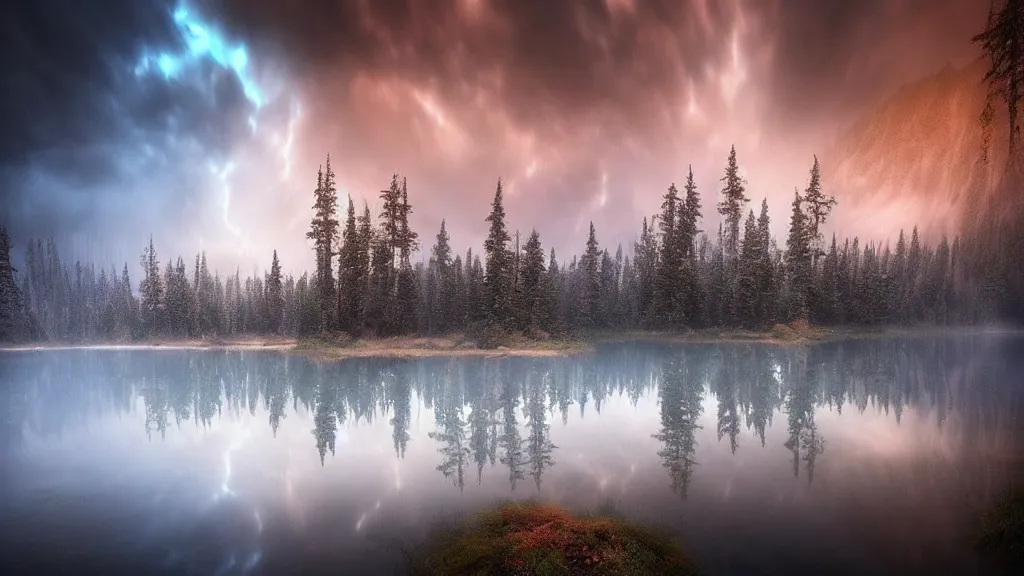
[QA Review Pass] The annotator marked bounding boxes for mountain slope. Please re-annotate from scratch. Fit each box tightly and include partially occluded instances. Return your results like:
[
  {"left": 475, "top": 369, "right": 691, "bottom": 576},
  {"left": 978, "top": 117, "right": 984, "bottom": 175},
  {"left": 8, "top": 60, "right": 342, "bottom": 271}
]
[{"left": 821, "top": 61, "right": 1009, "bottom": 242}]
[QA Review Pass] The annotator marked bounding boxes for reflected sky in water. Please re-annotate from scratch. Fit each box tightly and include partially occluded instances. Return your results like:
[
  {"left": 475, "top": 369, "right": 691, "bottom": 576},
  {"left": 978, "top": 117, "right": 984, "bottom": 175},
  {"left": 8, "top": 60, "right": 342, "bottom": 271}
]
[{"left": 1, "top": 336, "right": 1023, "bottom": 575}]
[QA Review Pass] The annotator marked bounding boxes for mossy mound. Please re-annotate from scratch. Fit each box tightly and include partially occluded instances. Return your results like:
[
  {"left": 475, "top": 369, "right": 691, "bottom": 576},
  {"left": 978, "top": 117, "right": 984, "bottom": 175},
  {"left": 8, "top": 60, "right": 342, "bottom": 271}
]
[{"left": 409, "top": 501, "right": 697, "bottom": 576}]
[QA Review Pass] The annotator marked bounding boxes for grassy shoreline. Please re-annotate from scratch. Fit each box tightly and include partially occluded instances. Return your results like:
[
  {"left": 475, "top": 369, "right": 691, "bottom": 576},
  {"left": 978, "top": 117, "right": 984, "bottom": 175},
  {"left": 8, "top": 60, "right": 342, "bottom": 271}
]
[{"left": 2, "top": 324, "right": 1021, "bottom": 357}]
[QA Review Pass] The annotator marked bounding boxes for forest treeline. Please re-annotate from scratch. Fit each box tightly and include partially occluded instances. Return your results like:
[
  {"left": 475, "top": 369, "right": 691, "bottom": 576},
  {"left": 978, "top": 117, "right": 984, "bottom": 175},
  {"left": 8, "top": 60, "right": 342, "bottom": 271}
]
[{"left": 0, "top": 147, "right": 1015, "bottom": 346}]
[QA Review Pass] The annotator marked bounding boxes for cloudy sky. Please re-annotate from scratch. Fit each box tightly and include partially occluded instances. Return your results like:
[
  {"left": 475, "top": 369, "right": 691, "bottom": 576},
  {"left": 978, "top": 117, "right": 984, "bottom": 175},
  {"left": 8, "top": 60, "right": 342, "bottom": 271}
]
[{"left": 0, "top": 0, "right": 988, "bottom": 275}]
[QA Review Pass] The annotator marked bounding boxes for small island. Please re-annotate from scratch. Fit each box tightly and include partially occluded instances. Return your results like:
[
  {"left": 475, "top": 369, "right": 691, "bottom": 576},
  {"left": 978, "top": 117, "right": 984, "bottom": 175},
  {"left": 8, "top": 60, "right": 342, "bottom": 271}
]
[{"left": 409, "top": 501, "right": 697, "bottom": 576}]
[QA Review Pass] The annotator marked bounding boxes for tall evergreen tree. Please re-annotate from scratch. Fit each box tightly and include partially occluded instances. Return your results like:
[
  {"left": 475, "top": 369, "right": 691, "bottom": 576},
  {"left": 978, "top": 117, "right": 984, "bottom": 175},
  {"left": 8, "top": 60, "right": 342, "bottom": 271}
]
[
  {"left": 518, "top": 229, "right": 547, "bottom": 332},
  {"left": 395, "top": 178, "right": 420, "bottom": 333},
  {"left": 483, "top": 179, "right": 514, "bottom": 328},
  {"left": 655, "top": 183, "right": 684, "bottom": 327},
  {"left": 785, "top": 191, "right": 812, "bottom": 320},
  {"left": 337, "top": 197, "right": 364, "bottom": 334},
  {"left": 579, "top": 222, "right": 602, "bottom": 328},
  {"left": 0, "top": 226, "right": 30, "bottom": 342},
  {"left": 356, "top": 203, "right": 373, "bottom": 329},
  {"left": 755, "top": 199, "right": 775, "bottom": 326},
  {"left": 544, "top": 248, "right": 562, "bottom": 334},
  {"left": 139, "top": 235, "right": 163, "bottom": 336},
  {"left": 736, "top": 210, "right": 760, "bottom": 327},
  {"left": 678, "top": 167, "right": 704, "bottom": 325},
  {"left": 634, "top": 217, "right": 658, "bottom": 325},
  {"left": 306, "top": 158, "right": 340, "bottom": 332},
  {"left": 266, "top": 250, "right": 284, "bottom": 334},
  {"left": 802, "top": 155, "right": 837, "bottom": 266},
  {"left": 430, "top": 220, "right": 455, "bottom": 334},
  {"left": 717, "top": 145, "right": 750, "bottom": 261}
]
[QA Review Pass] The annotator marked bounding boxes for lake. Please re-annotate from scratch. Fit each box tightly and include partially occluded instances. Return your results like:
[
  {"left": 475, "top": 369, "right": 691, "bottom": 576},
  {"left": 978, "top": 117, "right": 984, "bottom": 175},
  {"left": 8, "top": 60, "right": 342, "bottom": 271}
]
[{"left": 1, "top": 336, "right": 1022, "bottom": 575}]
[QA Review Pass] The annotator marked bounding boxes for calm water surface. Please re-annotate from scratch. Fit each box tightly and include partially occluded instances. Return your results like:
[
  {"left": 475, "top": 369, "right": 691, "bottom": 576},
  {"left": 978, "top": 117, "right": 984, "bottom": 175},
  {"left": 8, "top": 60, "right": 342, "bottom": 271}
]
[{"left": 1, "top": 336, "right": 1023, "bottom": 575}]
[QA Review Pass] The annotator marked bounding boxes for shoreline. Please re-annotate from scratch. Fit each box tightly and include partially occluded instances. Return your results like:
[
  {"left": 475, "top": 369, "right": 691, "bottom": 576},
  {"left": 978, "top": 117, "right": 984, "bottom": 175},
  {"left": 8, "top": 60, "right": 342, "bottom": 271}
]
[{"left": 1, "top": 326, "right": 1021, "bottom": 357}]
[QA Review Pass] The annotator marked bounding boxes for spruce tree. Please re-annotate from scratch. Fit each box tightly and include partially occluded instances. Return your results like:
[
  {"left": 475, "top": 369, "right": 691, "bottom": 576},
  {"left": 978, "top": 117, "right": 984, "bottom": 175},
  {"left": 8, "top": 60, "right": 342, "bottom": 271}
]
[
  {"left": 483, "top": 178, "right": 513, "bottom": 328},
  {"left": 266, "top": 250, "right": 284, "bottom": 334},
  {"left": 655, "top": 183, "right": 684, "bottom": 328},
  {"left": 0, "top": 226, "right": 29, "bottom": 342},
  {"left": 544, "top": 248, "right": 561, "bottom": 334},
  {"left": 120, "top": 263, "right": 139, "bottom": 339},
  {"left": 579, "top": 222, "right": 602, "bottom": 329},
  {"left": 706, "top": 227, "right": 728, "bottom": 327},
  {"left": 599, "top": 249, "right": 617, "bottom": 328},
  {"left": 755, "top": 198, "right": 775, "bottom": 325},
  {"left": 356, "top": 203, "right": 373, "bottom": 330},
  {"left": 634, "top": 217, "right": 658, "bottom": 325},
  {"left": 395, "top": 178, "right": 420, "bottom": 333},
  {"left": 817, "top": 235, "right": 839, "bottom": 324},
  {"left": 306, "top": 158, "right": 340, "bottom": 332},
  {"left": 139, "top": 235, "right": 163, "bottom": 337},
  {"left": 678, "top": 167, "right": 704, "bottom": 325},
  {"left": 519, "top": 229, "right": 547, "bottom": 333},
  {"left": 451, "top": 253, "right": 466, "bottom": 329},
  {"left": 717, "top": 145, "right": 750, "bottom": 261},
  {"left": 785, "top": 190, "right": 812, "bottom": 320},
  {"left": 802, "top": 155, "right": 837, "bottom": 266},
  {"left": 431, "top": 220, "right": 454, "bottom": 334},
  {"left": 337, "top": 197, "right": 363, "bottom": 334},
  {"left": 736, "top": 210, "right": 760, "bottom": 327}
]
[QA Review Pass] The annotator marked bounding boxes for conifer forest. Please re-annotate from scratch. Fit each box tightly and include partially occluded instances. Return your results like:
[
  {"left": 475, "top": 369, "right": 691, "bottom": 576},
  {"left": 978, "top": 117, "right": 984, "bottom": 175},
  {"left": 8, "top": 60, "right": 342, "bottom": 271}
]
[{"left": 2, "top": 147, "right": 1021, "bottom": 346}]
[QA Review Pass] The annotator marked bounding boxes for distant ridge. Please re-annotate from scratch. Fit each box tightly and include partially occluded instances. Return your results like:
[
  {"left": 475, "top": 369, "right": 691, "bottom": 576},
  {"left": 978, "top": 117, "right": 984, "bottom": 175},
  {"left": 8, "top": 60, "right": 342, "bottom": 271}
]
[{"left": 821, "top": 59, "right": 1009, "bottom": 242}]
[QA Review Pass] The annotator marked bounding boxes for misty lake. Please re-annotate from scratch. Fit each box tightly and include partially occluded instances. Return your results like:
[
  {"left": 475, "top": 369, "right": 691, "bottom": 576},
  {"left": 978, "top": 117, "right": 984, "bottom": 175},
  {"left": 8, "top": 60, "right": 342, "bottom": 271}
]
[{"left": 1, "top": 336, "right": 1022, "bottom": 575}]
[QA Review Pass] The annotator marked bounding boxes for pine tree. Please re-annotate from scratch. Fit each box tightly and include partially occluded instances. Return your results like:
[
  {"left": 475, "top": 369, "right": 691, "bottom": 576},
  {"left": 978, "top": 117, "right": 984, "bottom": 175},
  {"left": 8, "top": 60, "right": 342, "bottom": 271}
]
[
  {"left": 736, "top": 210, "right": 760, "bottom": 327},
  {"left": 544, "top": 248, "right": 561, "bottom": 334},
  {"left": 908, "top": 226, "right": 923, "bottom": 322},
  {"left": 634, "top": 217, "right": 658, "bottom": 326},
  {"left": 755, "top": 198, "right": 775, "bottom": 326},
  {"left": 306, "top": 157, "right": 340, "bottom": 332},
  {"left": 816, "top": 235, "right": 839, "bottom": 324},
  {"left": 356, "top": 203, "right": 373, "bottom": 330},
  {"left": 266, "top": 250, "right": 284, "bottom": 334},
  {"left": 120, "top": 263, "right": 139, "bottom": 340},
  {"left": 431, "top": 220, "right": 454, "bottom": 334},
  {"left": 139, "top": 235, "right": 163, "bottom": 336},
  {"left": 802, "top": 155, "right": 837, "bottom": 266},
  {"left": 599, "top": 249, "right": 617, "bottom": 328},
  {"left": 0, "top": 226, "right": 30, "bottom": 342},
  {"left": 337, "top": 197, "right": 363, "bottom": 334},
  {"left": 579, "top": 222, "right": 602, "bottom": 328},
  {"left": 483, "top": 179, "right": 513, "bottom": 328},
  {"left": 679, "top": 167, "right": 704, "bottom": 325},
  {"left": 706, "top": 227, "right": 728, "bottom": 326},
  {"left": 655, "top": 183, "right": 684, "bottom": 328},
  {"left": 717, "top": 145, "right": 750, "bottom": 261},
  {"left": 368, "top": 228, "right": 393, "bottom": 336},
  {"left": 519, "top": 229, "right": 547, "bottom": 333},
  {"left": 395, "top": 178, "right": 420, "bottom": 333},
  {"left": 785, "top": 190, "right": 812, "bottom": 320}
]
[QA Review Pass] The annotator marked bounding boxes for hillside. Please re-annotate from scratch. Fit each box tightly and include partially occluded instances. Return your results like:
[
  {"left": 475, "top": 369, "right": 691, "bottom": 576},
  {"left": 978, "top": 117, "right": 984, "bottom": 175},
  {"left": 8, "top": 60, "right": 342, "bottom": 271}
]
[{"left": 821, "top": 60, "right": 1009, "bottom": 242}]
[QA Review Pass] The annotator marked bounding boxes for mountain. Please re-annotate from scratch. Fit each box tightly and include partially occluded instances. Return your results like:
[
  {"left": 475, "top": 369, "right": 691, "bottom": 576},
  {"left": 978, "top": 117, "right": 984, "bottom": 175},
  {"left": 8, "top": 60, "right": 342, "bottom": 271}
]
[{"left": 821, "top": 60, "right": 1010, "bottom": 243}]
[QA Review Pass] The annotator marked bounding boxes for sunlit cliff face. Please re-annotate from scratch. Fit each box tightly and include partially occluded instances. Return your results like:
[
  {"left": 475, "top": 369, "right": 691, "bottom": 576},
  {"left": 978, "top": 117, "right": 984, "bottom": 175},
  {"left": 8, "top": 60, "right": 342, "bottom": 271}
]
[{"left": 0, "top": 0, "right": 990, "bottom": 274}]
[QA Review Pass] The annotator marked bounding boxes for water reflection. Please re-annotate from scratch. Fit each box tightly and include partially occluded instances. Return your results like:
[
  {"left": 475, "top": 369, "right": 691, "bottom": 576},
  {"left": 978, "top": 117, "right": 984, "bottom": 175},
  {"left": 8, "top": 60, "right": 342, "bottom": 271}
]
[{"left": 1, "top": 336, "right": 1023, "bottom": 574}]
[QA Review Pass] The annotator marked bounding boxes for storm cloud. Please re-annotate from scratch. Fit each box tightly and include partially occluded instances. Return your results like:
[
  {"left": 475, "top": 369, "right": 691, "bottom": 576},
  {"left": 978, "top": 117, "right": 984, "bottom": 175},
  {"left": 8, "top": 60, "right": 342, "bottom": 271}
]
[{"left": 0, "top": 0, "right": 991, "bottom": 274}]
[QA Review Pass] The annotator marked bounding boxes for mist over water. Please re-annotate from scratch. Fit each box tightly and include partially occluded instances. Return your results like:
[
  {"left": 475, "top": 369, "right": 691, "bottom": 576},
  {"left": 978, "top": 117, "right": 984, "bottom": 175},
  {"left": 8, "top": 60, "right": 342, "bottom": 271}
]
[{"left": 1, "top": 337, "right": 1022, "bottom": 575}]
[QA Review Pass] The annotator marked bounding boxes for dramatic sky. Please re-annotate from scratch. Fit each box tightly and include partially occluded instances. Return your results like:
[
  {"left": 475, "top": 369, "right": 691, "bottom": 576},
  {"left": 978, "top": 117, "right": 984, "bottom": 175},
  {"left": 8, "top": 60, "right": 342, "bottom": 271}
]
[{"left": 0, "top": 0, "right": 989, "bottom": 275}]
